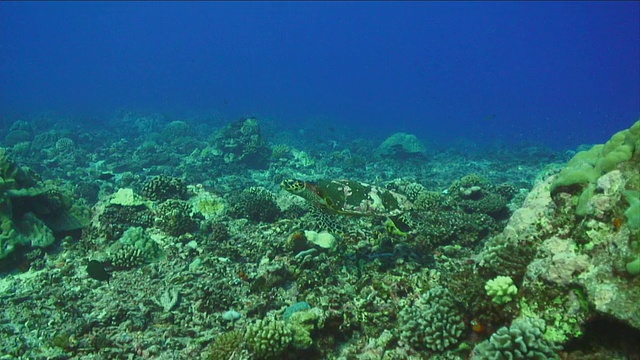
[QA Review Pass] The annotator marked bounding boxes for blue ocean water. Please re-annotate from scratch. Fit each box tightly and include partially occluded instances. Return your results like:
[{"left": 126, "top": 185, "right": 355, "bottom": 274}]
[{"left": 1, "top": 1, "right": 638, "bottom": 150}]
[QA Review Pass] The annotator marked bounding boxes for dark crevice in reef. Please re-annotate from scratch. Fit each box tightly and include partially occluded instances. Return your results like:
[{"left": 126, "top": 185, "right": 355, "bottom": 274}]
[{"left": 564, "top": 317, "right": 640, "bottom": 359}]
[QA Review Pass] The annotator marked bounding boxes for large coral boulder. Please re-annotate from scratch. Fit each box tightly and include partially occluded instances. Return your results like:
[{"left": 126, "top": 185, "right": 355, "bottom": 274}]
[
  {"left": 376, "top": 132, "right": 427, "bottom": 159},
  {"left": 477, "top": 119, "right": 640, "bottom": 345},
  {"left": 211, "top": 117, "right": 271, "bottom": 169},
  {"left": 0, "top": 148, "right": 89, "bottom": 261}
]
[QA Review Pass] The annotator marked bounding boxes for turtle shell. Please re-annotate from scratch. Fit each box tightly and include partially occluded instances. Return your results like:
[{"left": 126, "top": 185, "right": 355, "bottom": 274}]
[{"left": 282, "top": 179, "right": 412, "bottom": 217}]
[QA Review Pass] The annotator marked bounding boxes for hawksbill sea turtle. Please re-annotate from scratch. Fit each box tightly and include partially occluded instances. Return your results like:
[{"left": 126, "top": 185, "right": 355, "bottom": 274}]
[{"left": 280, "top": 179, "right": 414, "bottom": 231}]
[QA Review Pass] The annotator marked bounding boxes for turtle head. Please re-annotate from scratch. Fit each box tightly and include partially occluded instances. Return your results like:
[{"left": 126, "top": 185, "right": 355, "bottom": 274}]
[{"left": 280, "top": 179, "right": 307, "bottom": 194}]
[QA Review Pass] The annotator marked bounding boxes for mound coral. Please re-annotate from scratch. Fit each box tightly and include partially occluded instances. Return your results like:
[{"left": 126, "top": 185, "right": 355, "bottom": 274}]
[
  {"left": 244, "top": 318, "right": 293, "bottom": 359},
  {"left": 155, "top": 199, "right": 198, "bottom": 236},
  {"left": 376, "top": 132, "right": 426, "bottom": 159},
  {"left": 471, "top": 317, "right": 561, "bottom": 359},
  {"left": 140, "top": 175, "right": 188, "bottom": 202},
  {"left": 399, "top": 286, "right": 466, "bottom": 352},
  {"left": 228, "top": 186, "right": 281, "bottom": 223}
]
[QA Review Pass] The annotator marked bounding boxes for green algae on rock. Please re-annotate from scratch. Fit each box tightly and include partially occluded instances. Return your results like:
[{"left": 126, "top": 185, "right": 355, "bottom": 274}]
[{"left": 550, "top": 119, "right": 640, "bottom": 217}]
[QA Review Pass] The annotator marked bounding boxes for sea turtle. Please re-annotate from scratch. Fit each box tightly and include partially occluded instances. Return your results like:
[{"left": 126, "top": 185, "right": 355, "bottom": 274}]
[{"left": 280, "top": 179, "right": 413, "bottom": 221}]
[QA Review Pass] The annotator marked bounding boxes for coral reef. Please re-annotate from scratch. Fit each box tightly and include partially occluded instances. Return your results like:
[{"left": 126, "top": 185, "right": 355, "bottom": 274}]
[
  {"left": 109, "top": 245, "right": 148, "bottom": 270},
  {"left": 1, "top": 113, "right": 638, "bottom": 360},
  {"left": 472, "top": 120, "right": 640, "bottom": 346},
  {"left": 96, "top": 203, "right": 154, "bottom": 240},
  {"left": 3, "top": 120, "right": 34, "bottom": 147},
  {"left": 205, "top": 330, "right": 246, "bottom": 360},
  {"left": 485, "top": 275, "right": 518, "bottom": 305},
  {"left": 244, "top": 318, "right": 293, "bottom": 359},
  {"left": 448, "top": 174, "right": 512, "bottom": 216}
]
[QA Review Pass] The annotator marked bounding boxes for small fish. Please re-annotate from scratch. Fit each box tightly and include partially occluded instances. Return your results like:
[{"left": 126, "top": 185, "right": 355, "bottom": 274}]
[
  {"left": 86, "top": 260, "right": 111, "bottom": 282},
  {"left": 96, "top": 172, "right": 115, "bottom": 181}
]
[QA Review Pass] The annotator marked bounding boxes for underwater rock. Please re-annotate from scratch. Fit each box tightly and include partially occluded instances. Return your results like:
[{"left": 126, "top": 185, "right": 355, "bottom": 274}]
[
  {"left": 109, "top": 188, "right": 147, "bottom": 207},
  {"left": 0, "top": 148, "right": 89, "bottom": 261},
  {"left": 477, "top": 119, "right": 640, "bottom": 344}
]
